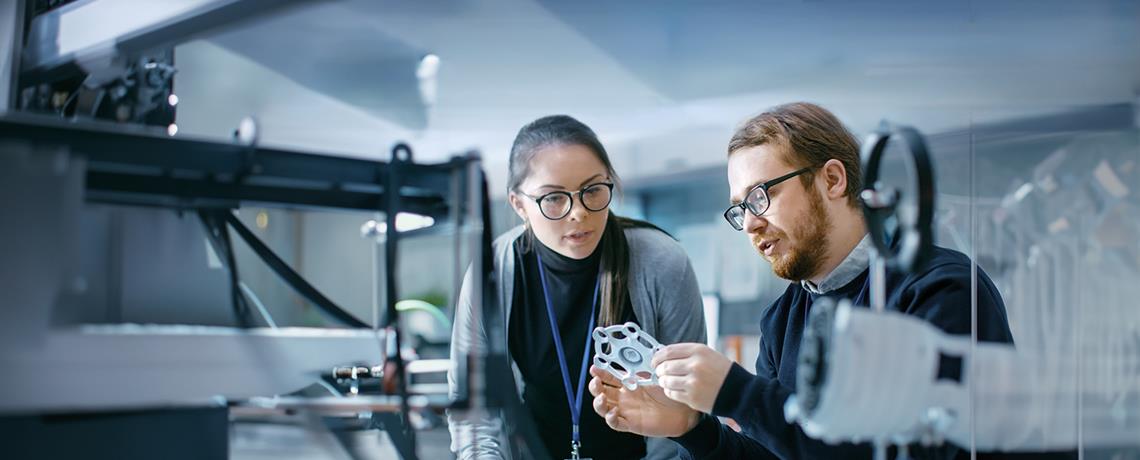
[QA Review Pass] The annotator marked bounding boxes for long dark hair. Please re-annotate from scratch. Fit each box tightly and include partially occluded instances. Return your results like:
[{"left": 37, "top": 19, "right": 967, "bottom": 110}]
[{"left": 508, "top": 115, "right": 661, "bottom": 326}]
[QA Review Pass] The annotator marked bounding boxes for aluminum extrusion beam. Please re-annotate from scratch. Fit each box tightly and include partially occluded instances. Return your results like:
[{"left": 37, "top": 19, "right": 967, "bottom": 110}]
[
  {"left": 21, "top": 0, "right": 322, "bottom": 80},
  {"left": 0, "top": 325, "right": 385, "bottom": 414}
]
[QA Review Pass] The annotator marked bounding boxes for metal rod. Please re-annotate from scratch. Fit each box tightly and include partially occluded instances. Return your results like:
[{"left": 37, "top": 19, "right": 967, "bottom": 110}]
[
  {"left": 235, "top": 395, "right": 453, "bottom": 415},
  {"left": 466, "top": 155, "right": 486, "bottom": 411},
  {"left": 870, "top": 254, "right": 886, "bottom": 313},
  {"left": 384, "top": 144, "right": 415, "bottom": 457}
]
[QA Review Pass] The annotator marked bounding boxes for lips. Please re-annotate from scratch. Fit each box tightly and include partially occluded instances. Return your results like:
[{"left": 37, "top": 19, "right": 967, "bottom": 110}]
[
  {"left": 564, "top": 230, "right": 593, "bottom": 243},
  {"left": 759, "top": 239, "right": 779, "bottom": 256}
]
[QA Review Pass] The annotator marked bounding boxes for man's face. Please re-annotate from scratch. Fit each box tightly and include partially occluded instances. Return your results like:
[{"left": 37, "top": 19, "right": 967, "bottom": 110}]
[{"left": 727, "top": 144, "right": 831, "bottom": 281}]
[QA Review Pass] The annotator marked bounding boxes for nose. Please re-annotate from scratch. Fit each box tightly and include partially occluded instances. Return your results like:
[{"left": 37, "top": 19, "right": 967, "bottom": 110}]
[
  {"left": 566, "top": 198, "right": 590, "bottom": 222},
  {"left": 742, "top": 211, "right": 768, "bottom": 234}
]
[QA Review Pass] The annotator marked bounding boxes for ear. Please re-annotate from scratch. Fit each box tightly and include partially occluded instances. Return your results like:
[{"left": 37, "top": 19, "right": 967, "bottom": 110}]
[
  {"left": 507, "top": 192, "right": 529, "bottom": 222},
  {"left": 820, "top": 159, "right": 848, "bottom": 201}
]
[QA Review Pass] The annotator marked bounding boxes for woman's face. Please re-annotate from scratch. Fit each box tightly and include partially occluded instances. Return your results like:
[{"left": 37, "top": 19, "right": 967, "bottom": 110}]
[{"left": 509, "top": 143, "right": 612, "bottom": 260}]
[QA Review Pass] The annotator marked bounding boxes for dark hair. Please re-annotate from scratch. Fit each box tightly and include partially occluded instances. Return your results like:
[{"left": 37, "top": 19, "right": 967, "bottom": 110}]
[
  {"left": 728, "top": 102, "right": 862, "bottom": 208},
  {"left": 508, "top": 115, "right": 657, "bottom": 326}
]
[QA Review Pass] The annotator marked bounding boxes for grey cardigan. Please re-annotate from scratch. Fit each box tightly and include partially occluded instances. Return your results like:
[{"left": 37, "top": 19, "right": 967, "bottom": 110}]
[{"left": 448, "top": 225, "right": 707, "bottom": 460}]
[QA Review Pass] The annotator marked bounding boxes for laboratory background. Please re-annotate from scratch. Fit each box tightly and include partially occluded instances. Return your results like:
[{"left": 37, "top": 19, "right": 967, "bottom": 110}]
[{"left": 1, "top": 1, "right": 1138, "bottom": 459}]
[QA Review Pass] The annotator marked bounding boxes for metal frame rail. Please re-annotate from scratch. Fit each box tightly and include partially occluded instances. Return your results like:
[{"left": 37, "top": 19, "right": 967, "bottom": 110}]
[{"left": 0, "top": 112, "right": 493, "bottom": 460}]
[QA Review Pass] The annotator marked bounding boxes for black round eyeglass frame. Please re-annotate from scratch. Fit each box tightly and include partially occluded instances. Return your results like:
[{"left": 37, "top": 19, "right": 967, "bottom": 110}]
[
  {"left": 517, "top": 182, "right": 615, "bottom": 220},
  {"left": 723, "top": 167, "right": 813, "bottom": 231}
]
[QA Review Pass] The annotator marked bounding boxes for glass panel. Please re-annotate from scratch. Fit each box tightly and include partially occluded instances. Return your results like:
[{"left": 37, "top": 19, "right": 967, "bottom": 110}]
[{"left": 971, "top": 107, "right": 1140, "bottom": 457}]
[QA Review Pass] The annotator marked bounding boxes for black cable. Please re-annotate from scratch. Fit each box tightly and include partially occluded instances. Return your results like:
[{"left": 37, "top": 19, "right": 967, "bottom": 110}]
[
  {"left": 222, "top": 211, "right": 370, "bottom": 328},
  {"left": 219, "top": 211, "right": 252, "bottom": 327},
  {"left": 197, "top": 209, "right": 252, "bottom": 328}
]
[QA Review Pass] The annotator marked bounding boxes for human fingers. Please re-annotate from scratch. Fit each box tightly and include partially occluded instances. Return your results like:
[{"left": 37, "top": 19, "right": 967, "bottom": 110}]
[{"left": 651, "top": 343, "right": 702, "bottom": 368}]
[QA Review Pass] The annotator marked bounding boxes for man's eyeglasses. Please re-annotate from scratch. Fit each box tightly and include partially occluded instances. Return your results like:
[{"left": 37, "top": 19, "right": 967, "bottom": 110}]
[
  {"left": 517, "top": 182, "right": 615, "bottom": 220},
  {"left": 723, "top": 167, "right": 812, "bottom": 231}
]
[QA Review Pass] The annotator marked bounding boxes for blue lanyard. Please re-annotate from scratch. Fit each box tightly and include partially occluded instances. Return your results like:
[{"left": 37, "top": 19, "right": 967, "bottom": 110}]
[{"left": 535, "top": 248, "right": 600, "bottom": 452}]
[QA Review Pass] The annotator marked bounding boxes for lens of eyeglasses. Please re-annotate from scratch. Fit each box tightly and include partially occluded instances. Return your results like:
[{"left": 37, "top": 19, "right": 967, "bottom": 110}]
[
  {"left": 581, "top": 183, "right": 613, "bottom": 212},
  {"left": 537, "top": 193, "right": 571, "bottom": 219},
  {"left": 724, "top": 206, "right": 745, "bottom": 231},
  {"left": 744, "top": 187, "right": 770, "bottom": 216}
]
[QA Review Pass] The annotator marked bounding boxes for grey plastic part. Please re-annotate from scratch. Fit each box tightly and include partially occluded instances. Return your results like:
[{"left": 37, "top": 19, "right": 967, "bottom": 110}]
[{"left": 592, "top": 322, "right": 664, "bottom": 391}]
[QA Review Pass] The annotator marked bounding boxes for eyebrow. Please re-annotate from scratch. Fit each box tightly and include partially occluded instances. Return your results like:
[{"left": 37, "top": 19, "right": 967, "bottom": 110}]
[
  {"left": 537, "top": 173, "right": 606, "bottom": 191},
  {"left": 730, "top": 179, "right": 765, "bottom": 204}
]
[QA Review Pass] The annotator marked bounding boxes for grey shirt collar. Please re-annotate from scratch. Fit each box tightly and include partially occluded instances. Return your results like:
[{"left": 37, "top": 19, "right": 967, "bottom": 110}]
[{"left": 801, "top": 233, "right": 872, "bottom": 294}]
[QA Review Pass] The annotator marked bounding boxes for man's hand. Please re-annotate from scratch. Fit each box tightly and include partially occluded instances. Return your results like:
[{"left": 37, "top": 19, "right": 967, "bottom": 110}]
[
  {"left": 652, "top": 343, "right": 734, "bottom": 413},
  {"left": 588, "top": 366, "right": 700, "bottom": 438}
]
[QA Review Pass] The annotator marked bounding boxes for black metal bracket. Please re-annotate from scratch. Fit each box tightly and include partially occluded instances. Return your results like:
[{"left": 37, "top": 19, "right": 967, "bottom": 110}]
[
  {"left": 860, "top": 121, "right": 937, "bottom": 274},
  {"left": 0, "top": 114, "right": 456, "bottom": 217},
  {"left": 384, "top": 142, "right": 416, "bottom": 458}
]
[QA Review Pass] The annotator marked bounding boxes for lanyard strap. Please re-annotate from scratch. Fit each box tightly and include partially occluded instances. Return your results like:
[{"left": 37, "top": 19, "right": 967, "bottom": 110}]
[{"left": 535, "top": 248, "right": 600, "bottom": 445}]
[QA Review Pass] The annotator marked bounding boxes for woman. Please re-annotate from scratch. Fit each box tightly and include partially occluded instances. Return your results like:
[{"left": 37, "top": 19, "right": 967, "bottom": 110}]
[{"left": 448, "top": 115, "right": 707, "bottom": 460}]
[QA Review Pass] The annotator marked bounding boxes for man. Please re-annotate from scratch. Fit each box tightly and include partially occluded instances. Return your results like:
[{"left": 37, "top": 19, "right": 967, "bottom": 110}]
[{"left": 587, "top": 102, "right": 1019, "bottom": 459}]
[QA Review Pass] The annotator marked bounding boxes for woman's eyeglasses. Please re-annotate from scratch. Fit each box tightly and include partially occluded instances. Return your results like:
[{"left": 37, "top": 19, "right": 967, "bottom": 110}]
[{"left": 517, "top": 182, "right": 615, "bottom": 220}]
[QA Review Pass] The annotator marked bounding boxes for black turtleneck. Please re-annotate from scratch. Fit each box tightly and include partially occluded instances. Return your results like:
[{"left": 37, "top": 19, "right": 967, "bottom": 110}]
[{"left": 509, "top": 234, "right": 643, "bottom": 460}]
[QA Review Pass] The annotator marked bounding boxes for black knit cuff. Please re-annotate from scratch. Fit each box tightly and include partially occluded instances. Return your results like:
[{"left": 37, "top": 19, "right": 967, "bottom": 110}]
[
  {"left": 671, "top": 413, "right": 722, "bottom": 458},
  {"left": 712, "top": 362, "right": 752, "bottom": 418}
]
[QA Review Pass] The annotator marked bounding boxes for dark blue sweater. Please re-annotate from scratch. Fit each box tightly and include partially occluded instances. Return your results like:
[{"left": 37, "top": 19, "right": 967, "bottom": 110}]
[{"left": 674, "top": 245, "right": 1027, "bottom": 460}]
